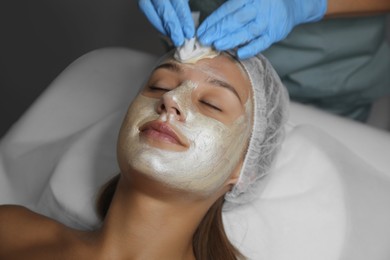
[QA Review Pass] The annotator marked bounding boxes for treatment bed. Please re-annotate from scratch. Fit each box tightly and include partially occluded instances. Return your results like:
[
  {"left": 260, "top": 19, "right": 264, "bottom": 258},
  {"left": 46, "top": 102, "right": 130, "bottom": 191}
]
[{"left": 1, "top": 48, "right": 390, "bottom": 260}]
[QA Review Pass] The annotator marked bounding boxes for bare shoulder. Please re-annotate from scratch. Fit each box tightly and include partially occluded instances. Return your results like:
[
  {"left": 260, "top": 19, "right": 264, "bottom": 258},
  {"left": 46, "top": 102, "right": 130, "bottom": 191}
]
[
  {"left": 0, "top": 204, "right": 45, "bottom": 220},
  {"left": 0, "top": 205, "right": 70, "bottom": 258},
  {"left": 0, "top": 204, "right": 58, "bottom": 233},
  {"left": 0, "top": 204, "right": 60, "bottom": 244}
]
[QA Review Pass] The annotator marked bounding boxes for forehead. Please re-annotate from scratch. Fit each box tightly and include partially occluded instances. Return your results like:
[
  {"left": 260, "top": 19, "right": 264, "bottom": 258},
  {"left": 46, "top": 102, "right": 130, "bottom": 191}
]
[{"left": 159, "top": 54, "right": 252, "bottom": 104}]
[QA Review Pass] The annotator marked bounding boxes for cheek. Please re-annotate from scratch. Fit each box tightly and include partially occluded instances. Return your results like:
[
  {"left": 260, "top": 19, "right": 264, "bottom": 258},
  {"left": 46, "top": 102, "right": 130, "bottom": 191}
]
[
  {"left": 122, "top": 95, "right": 159, "bottom": 130},
  {"left": 116, "top": 96, "right": 159, "bottom": 161},
  {"left": 221, "top": 113, "right": 252, "bottom": 162},
  {"left": 190, "top": 116, "right": 247, "bottom": 167}
]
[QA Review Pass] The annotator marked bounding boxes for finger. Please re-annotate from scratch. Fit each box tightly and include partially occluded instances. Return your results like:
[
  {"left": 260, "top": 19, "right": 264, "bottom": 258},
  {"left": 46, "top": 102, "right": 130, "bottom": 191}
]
[
  {"left": 138, "top": 0, "right": 167, "bottom": 35},
  {"left": 151, "top": 0, "right": 185, "bottom": 46},
  {"left": 237, "top": 34, "right": 273, "bottom": 59},
  {"left": 213, "top": 21, "right": 266, "bottom": 51},
  {"left": 198, "top": 5, "right": 256, "bottom": 46},
  {"left": 197, "top": 0, "right": 248, "bottom": 36},
  {"left": 171, "top": 0, "right": 195, "bottom": 39}
]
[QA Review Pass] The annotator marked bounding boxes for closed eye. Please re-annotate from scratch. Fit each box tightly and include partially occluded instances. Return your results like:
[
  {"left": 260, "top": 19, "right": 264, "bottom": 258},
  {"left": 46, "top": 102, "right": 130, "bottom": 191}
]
[
  {"left": 149, "top": 86, "right": 170, "bottom": 92},
  {"left": 200, "top": 100, "right": 222, "bottom": 112}
]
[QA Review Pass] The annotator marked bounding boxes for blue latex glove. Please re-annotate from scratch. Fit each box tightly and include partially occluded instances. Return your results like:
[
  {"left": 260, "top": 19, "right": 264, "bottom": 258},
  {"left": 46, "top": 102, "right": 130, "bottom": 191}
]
[
  {"left": 197, "top": 0, "right": 327, "bottom": 59},
  {"left": 138, "top": 0, "right": 195, "bottom": 46}
]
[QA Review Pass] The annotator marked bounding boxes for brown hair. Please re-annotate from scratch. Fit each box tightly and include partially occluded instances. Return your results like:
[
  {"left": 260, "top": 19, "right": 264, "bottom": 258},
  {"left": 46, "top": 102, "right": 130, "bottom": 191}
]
[{"left": 96, "top": 174, "right": 244, "bottom": 260}]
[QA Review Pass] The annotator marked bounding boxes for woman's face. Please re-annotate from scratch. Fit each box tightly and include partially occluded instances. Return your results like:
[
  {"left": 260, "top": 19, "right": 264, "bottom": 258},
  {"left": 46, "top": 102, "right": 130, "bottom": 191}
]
[{"left": 117, "top": 54, "right": 253, "bottom": 197}]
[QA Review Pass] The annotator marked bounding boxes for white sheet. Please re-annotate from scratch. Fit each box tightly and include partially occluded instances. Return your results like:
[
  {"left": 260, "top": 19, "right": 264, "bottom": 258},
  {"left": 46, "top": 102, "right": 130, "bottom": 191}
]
[{"left": 1, "top": 48, "right": 390, "bottom": 260}]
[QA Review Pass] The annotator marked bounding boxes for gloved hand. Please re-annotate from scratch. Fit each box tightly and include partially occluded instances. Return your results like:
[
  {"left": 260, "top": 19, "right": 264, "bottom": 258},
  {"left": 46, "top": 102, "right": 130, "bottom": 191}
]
[
  {"left": 138, "top": 0, "right": 195, "bottom": 47},
  {"left": 197, "top": 0, "right": 327, "bottom": 59}
]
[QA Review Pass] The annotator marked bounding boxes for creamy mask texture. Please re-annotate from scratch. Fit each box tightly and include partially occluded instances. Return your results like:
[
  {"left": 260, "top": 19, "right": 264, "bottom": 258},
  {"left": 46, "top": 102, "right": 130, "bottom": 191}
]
[
  {"left": 117, "top": 80, "right": 252, "bottom": 197},
  {"left": 174, "top": 38, "right": 220, "bottom": 64}
]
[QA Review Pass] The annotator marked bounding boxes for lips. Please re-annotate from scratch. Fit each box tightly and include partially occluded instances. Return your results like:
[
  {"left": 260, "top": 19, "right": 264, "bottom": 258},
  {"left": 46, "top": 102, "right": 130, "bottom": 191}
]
[{"left": 139, "top": 120, "right": 189, "bottom": 148}]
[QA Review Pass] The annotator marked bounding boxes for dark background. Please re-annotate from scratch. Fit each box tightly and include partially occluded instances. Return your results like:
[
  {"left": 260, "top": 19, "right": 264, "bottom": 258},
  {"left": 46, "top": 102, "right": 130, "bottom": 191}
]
[
  {"left": 0, "top": 0, "right": 164, "bottom": 138},
  {"left": 0, "top": 1, "right": 389, "bottom": 138}
]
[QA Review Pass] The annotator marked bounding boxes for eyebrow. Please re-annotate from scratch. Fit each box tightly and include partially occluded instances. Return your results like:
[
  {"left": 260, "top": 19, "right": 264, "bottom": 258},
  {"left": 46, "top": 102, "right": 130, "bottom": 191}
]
[
  {"left": 153, "top": 62, "right": 182, "bottom": 73},
  {"left": 207, "top": 78, "right": 242, "bottom": 103},
  {"left": 154, "top": 62, "right": 242, "bottom": 103}
]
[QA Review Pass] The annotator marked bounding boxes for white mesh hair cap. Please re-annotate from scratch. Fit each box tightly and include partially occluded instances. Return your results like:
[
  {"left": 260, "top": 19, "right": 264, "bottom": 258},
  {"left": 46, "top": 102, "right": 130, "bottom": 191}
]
[{"left": 224, "top": 54, "right": 289, "bottom": 209}]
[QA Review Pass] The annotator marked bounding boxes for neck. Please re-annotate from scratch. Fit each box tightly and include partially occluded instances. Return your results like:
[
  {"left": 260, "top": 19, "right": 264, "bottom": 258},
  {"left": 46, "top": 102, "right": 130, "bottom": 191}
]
[{"left": 94, "top": 174, "right": 216, "bottom": 260}]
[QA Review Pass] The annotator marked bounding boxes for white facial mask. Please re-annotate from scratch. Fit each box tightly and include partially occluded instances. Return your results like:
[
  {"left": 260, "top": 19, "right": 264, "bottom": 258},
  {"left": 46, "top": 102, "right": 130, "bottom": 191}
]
[{"left": 117, "top": 81, "right": 253, "bottom": 197}]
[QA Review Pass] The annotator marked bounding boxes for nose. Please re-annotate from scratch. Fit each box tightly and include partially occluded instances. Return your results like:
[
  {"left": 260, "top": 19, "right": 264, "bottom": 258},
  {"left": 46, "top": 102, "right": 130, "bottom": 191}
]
[{"left": 157, "top": 94, "right": 186, "bottom": 122}]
